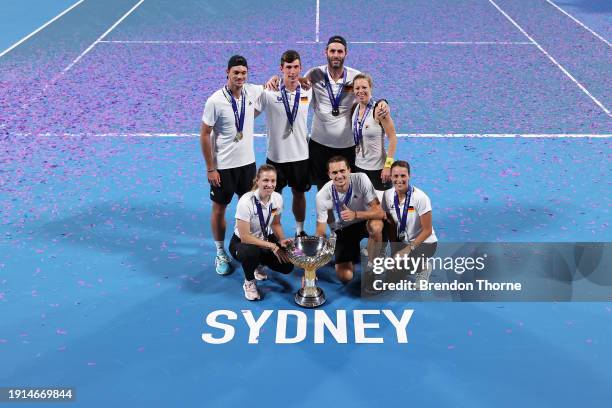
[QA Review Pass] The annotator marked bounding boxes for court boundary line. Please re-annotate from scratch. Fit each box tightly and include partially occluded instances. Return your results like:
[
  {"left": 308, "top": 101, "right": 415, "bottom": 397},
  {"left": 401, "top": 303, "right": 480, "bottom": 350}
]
[
  {"left": 545, "top": 0, "right": 611, "bottom": 47},
  {"left": 98, "top": 40, "right": 534, "bottom": 45},
  {"left": 488, "top": 0, "right": 611, "bottom": 118},
  {"left": 62, "top": 0, "right": 145, "bottom": 74},
  {"left": 10, "top": 0, "right": 146, "bottom": 130},
  {"left": 14, "top": 133, "right": 611, "bottom": 138},
  {"left": 315, "top": 0, "right": 320, "bottom": 43},
  {"left": 0, "top": 0, "right": 85, "bottom": 58}
]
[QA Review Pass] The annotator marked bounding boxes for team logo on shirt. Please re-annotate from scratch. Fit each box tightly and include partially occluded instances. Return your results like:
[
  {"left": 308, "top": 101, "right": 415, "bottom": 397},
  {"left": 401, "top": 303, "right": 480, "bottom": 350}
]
[{"left": 390, "top": 204, "right": 415, "bottom": 212}]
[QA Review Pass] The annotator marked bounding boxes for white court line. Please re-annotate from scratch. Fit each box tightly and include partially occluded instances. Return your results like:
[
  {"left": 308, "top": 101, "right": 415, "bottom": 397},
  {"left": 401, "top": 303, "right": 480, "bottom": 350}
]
[
  {"left": 98, "top": 40, "right": 533, "bottom": 45},
  {"left": 350, "top": 41, "right": 533, "bottom": 45},
  {"left": 99, "top": 40, "right": 317, "bottom": 44},
  {"left": 488, "top": 0, "right": 611, "bottom": 118},
  {"left": 0, "top": 0, "right": 85, "bottom": 58},
  {"left": 14, "top": 133, "right": 611, "bottom": 138},
  {"left": 315, "top": 0, "right": 320, "bottom": 43},
  {"left": 545, "top": 0, "right": 611, "bottom": 47},
  {"left": 62, "top": 0, "right": 144, "bottom": 74},
  {"left": 15, "top": 1, "right": 145, "bottom": 124}
]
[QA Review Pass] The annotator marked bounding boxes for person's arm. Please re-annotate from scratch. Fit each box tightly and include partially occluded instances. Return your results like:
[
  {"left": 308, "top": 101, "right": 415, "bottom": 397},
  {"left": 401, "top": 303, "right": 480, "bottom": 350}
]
[
  {"left": 385, "top": 215, "right": 398, "bottom": 241},
  {"left": 378, "top": 108, "right": 398, "bottom": 183},
  {"left": 412, "top": 211, "right": 433, "bottom": 247},
  {"left": 200, "top": 123, "right": 220, "bottom": 187},
  {"left": 339, "top": 199, "right": 385, "bottom": 222},
  {"left": 269, "top": 215, "right": 292, "bottom": 262},
  {"left": 237, "top": 219, "right": 279, "bottom": 251},
  {"left": 253, "top": 84, "right": 265, "bottom": 118},
  {"left": 315, "top": 221, "right": 327, "bottom": 237},
  {"left": 374, "top": 100, "right": 390, "bottom": 120},
  {"left": 270, "top": 215, "right": 292, "bottom": 247},
  {"left": 264, "top": 75, "right": 280, "bottom": 91},
  {"left": 315, "top": 191, "right": 329, "bottom": 237}
]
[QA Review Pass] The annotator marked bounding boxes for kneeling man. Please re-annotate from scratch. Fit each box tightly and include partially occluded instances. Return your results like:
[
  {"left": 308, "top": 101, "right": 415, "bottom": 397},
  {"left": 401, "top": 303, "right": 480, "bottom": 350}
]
[{"left": 315, "top": 156, "right": 385, "bottom": 283}]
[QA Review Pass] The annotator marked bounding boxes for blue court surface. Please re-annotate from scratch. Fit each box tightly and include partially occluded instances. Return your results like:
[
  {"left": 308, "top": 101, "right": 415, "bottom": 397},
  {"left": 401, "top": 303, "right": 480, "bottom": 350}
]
[{"left": 1, "top": 1, "right": 611, "bottom": 407}]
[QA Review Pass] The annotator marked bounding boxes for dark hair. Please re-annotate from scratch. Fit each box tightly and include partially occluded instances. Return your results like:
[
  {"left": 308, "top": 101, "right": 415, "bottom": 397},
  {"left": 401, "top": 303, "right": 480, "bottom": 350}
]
[
  {"left": 327, "top": 35, "right": 347, "bottom": 50},
  {"left": 390, "top": 160, "right": 410, "bottom": 174},
  {"left": 280, "top": 50, "right": 301, "bottom": 66},
  {"left": 227, "top": 55, "right": 248, "bottom": 70},
  {"left": 327, "top": 155, "right": 350, "bottom": 171},
  {"left": 251, "top": 164, "right": 277, "bottom": 190}
]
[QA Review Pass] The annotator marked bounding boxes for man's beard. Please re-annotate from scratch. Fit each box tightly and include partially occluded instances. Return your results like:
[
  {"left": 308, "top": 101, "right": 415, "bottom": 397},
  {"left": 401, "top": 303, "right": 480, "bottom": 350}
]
[{"left": 327, "top": 56, "right": 345, "bottom": 68}]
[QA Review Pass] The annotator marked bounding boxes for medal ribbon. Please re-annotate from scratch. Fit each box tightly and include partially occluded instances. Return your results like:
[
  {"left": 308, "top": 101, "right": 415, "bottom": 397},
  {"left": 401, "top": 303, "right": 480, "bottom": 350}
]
[
  {"left": 394, "top": 186, "right": 413, "bottom": 238},
  {"left": 280, "top": 84, "right": 301, "bottom": 129},
  {"left": 331, "top": 183, "right": 353, "bottom": 221},
  {"left": 353, "top": 99, "right": 375, "bottom": 145},
  {"left": 324, "top": 68, "right": 347, "bottom": 114},
  {"left": 253, "top": 195, "right": 273, "bottom": 237},
  {"left": 225, "top": 86, "right": 246, "bottom": 134}
]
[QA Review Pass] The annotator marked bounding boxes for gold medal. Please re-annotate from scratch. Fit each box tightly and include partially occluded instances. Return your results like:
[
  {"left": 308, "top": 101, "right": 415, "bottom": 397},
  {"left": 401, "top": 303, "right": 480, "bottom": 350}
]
[{"left": 235, "top": 131, "right": 243, "bottom": 142}]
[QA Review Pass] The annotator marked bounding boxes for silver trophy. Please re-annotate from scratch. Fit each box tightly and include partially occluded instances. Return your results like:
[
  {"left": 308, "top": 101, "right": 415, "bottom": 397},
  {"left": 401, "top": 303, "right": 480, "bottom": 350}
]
[{"left": 286, "top": 236, "right": 334, "bottom": 308}]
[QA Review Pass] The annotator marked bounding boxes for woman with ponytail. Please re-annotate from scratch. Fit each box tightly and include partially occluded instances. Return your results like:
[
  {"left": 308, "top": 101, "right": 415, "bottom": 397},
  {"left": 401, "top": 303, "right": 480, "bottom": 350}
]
[{"left": 229, "top": 164, "right": 294, "bottom": 300}]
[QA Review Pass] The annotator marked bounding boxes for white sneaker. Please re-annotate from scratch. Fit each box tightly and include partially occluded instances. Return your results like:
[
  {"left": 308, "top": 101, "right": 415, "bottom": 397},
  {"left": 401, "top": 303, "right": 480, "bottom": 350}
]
[
  {"left": 243, "top": 280, "right": 260, "bottom": 301},
  {"left": 254, "top": 265, "right": 268, "bottom": 281},
  {"left": 414, "top": 267, "right": 432, "bottom": 288}
]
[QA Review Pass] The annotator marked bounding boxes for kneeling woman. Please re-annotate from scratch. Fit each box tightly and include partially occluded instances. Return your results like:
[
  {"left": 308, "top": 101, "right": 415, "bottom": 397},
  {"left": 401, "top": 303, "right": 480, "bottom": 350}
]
[
  {"left": 382, "top": 161, "right": 437, "bottom": 278},
  {"left": 230, "top": 164, "right": 294, "bottom": 300}
]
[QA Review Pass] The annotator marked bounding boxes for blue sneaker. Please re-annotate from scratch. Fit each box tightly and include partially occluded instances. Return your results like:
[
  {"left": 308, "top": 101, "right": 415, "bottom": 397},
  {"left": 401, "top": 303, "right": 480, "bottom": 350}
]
[{"left": 215, "top": 253, "right": 232, "bottom": 275}]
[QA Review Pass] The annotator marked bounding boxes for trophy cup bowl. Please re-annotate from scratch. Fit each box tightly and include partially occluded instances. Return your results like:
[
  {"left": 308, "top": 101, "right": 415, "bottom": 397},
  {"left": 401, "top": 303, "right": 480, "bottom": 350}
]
[{"left": 286, "top": 236, "right": 334, "bottom": 308}]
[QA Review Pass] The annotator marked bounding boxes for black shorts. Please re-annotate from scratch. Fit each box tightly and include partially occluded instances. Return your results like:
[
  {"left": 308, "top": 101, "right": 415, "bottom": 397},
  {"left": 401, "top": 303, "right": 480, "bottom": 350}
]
[
  {"left": 354, "top": 166, "right": 391, "bottom": 191},
  {"left": 334, "top": 221, "right": 369, "bottom": 264},
  {"left": 308, "top": 139, "right": 356, "bottom": 190},
  {"left": 266, "top": 158, "right": 311, "bottom": 193},
  {"left": 209, "top": 162, "right": 256, "bottom": 205}
]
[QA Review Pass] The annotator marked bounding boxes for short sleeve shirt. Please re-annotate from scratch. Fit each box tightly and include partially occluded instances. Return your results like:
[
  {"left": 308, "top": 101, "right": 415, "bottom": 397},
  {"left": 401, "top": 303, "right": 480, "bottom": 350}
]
[
  {"left": 234, "top": 190, "right": 283, "bottom": 240},
  {"left": 202, "top": 83, "right": 263, "bottom": 169},
  {"left": 305, "top": 65, "right": 360, "bottom": 149},
  {"left": 259, "top": 86, "right": 313, "bottom": 162},
  {"left": 382, "top": 186, "right": 437, "bottom": 243},
  {"left": 316, "top": 172, "right": 377, "bottom": 225}
]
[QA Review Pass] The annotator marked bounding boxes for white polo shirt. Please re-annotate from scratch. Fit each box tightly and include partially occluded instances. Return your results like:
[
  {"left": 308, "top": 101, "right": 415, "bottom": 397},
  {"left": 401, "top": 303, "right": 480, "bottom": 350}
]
[
  {"left": 234, "top": 190, "right": 283, "bottom": 240},
  {"left": 306, "top": 65, "right": 360, "bottom": 149},
  {"left": 352, "top": 100, "right": 386, "bottom": 170},
  {"left": 259, "top": 86, "right": 313, "bottom": 163},
  {"left": 201, "top": 83, "right": 263, "bottom": 170},
  {"left": 382, "top": 186, "right": 437, "bottom": 244},
  {"left": 316, "top": 172, "right": 377, "bottom": 225}
]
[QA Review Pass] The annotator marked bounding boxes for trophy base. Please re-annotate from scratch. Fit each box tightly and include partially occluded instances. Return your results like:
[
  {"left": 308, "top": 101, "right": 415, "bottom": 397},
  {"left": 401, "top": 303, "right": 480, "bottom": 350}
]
[{"left": 295, "top": 287, "right": 326, "bottom": 308}]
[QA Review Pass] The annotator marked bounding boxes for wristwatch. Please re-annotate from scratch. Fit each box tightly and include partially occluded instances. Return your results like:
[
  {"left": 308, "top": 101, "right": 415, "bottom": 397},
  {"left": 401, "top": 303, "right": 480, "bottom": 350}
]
[{"left": 409, "top": 242, "right": 417, "bottom": 251}]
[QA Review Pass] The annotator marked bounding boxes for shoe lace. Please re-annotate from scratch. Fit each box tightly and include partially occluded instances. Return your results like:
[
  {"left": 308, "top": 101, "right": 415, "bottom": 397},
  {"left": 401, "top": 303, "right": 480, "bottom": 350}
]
[{"left": 216, "top": 253, "right": 231, "bottom": 263}]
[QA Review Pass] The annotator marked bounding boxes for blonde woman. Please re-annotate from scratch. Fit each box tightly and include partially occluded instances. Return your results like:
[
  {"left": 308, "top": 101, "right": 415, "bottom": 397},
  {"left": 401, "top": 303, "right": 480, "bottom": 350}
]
[
  {"left": 351, "top": 73, "right": 398, "bottom": 199},
  {"left": 229, "top": 164, "right": 293, "bottom": 300}
]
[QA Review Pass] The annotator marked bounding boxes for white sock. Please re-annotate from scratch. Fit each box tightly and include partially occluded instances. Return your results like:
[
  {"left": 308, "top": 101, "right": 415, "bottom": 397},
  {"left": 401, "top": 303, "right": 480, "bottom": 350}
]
[
  {"left": 296, "top": 222, "right": 304, "bottom": 234},
  {"left": 214, "top": 241, "right": 225, "bottom": 254}
]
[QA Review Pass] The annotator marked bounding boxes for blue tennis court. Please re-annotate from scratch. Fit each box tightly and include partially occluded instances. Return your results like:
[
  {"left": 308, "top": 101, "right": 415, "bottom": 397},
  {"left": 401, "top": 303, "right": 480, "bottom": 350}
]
[{"left": 1, "top": 0, "right": 611, "bottom": 406}]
